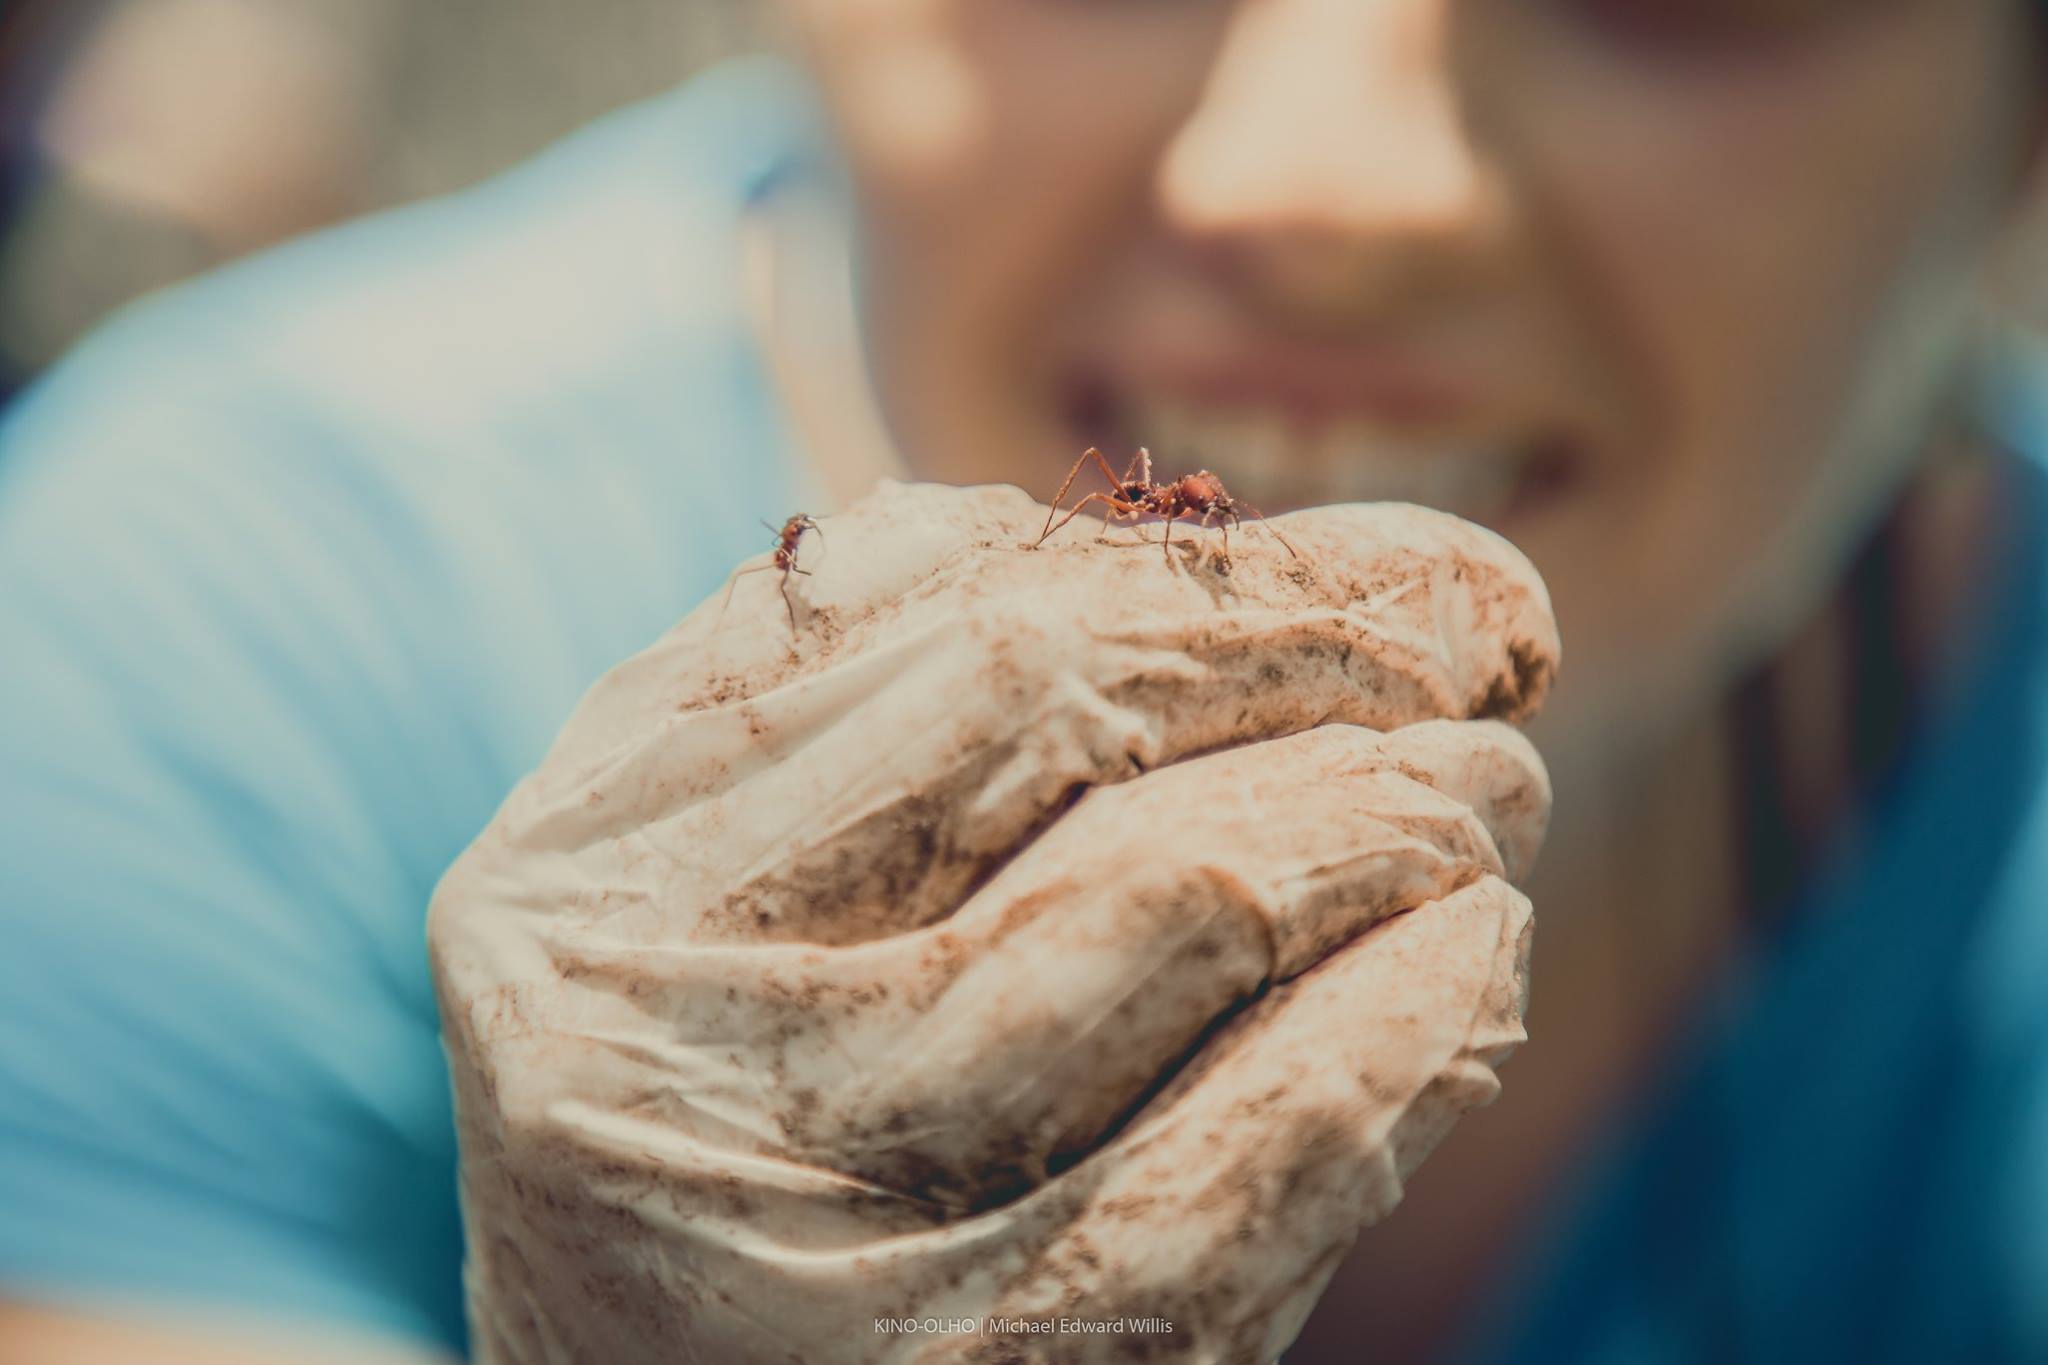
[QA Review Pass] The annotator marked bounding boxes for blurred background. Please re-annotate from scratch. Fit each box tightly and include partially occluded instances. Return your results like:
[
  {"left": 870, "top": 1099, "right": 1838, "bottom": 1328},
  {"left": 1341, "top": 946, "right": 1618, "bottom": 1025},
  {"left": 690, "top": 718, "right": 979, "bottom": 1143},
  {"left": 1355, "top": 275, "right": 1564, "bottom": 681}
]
[{"left": 0, "top": 0, "right": 760, "bottom": 405}]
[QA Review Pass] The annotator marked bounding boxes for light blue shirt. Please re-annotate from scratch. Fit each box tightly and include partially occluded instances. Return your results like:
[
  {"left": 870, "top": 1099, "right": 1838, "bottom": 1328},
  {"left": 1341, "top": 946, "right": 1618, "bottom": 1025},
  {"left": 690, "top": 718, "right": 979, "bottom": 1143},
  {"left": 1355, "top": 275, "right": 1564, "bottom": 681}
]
[
  {"left": 2, "top": 58, "right": 2045, "bottom": 1363},
  {"left": 0, "top": 60, "right": 818, "bottom": 1353},
  {"left": 1478, "top": 369, "right": 2048, "bottom": 1363}
]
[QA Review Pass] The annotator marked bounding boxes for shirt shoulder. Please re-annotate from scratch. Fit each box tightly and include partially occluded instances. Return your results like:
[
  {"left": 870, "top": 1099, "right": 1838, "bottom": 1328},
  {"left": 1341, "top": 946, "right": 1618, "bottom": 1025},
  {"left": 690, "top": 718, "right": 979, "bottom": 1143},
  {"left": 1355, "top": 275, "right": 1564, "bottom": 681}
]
[
  {"left": 6, "top": 55, "right": 815, "bottom": 461},
  {"left": 1957, "top": 390, "right": 2048, "bottom": 1357}
]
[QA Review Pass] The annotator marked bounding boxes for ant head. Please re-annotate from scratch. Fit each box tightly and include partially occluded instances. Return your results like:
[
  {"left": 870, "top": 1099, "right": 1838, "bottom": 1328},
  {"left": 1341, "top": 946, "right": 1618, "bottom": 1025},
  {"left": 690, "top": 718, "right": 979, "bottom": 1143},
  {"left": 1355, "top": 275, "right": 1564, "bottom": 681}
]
[{"left": 793, "top": 515, "right": 825, "bottom": 557}]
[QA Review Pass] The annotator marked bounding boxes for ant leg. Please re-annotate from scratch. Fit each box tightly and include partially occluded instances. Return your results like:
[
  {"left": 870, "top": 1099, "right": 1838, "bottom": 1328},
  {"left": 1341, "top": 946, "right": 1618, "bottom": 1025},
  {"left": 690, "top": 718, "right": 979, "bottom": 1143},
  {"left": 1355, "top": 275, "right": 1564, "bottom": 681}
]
[
  {"left": 1038, "top": 450, "right": 1095, "bottom": 544},
  {"left": 716, "top": 562, "right": 775, "bottom": 628},
  {"left": 1097, "top": 505, "right": 1149, "bottom": 543},
  {"left": 1196, "top": 508, "right": 1227, "bottom": 566},
  {"left": 1081, "top": 447, "right": 1126, "bottom": 488},
  {"left": 1237, "top": 503, "right": 1300, "bottom": 559},
  {"left": 1042, "top": 491, "right": 1136, "bottom": 545},
  {"left": 1037, "top": 448, "right": 1126, "bottom": 545},
  {"left": 1122, "top": 446, "right": 1155, "bottom": 489},
  {"left": 780, "top": 573, "right": 798, "bottom": 632}
]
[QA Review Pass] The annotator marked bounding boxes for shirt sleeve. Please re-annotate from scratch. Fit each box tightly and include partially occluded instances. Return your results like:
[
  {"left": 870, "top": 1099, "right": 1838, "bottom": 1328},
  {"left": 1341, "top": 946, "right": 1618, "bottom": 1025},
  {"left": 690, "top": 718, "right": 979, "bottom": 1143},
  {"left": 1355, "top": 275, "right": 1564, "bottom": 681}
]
[{"left": 0, "top": 313, "right": 495, "bottom": 1354}]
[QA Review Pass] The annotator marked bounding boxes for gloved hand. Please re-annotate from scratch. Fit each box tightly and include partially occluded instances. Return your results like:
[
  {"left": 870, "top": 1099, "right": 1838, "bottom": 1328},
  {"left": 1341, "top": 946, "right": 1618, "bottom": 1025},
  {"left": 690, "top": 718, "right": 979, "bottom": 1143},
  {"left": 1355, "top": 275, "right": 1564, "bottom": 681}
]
[{"left": 429, "top": 479, "right": 1558, "bottom": 1364}]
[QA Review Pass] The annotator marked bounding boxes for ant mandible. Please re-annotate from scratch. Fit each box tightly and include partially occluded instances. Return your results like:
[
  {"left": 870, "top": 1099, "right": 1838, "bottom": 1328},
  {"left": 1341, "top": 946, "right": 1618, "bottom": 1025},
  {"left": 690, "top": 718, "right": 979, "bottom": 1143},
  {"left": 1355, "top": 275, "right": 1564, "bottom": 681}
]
[
  {"left": 721, "top": 513, "right": 823, "bottom": 630},
  {"left": 1034, "top": 447, "right": 1298, "bottom": 566}
]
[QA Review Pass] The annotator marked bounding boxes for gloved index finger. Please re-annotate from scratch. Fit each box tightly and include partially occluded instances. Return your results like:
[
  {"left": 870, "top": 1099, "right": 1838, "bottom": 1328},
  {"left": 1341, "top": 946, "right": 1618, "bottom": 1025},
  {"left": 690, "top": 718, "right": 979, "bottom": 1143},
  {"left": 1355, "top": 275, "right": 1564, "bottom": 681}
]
[{"left": 1259, "top": 499, "right": 1560, "bottom": 725}]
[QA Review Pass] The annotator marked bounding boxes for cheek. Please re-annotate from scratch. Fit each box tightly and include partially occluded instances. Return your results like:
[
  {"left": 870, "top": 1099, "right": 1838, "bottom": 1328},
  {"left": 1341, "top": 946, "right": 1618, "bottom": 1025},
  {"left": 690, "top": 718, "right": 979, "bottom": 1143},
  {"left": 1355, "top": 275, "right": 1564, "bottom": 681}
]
[
  {"left": 840, "top": 4, "right": 1230, "bottom": 360},
  {"left": 1501, "top": 10, "right": 2015, "bottom": 612},
  {"left": 1516, "top": 15, "right": 2005, "bottom": 451}
]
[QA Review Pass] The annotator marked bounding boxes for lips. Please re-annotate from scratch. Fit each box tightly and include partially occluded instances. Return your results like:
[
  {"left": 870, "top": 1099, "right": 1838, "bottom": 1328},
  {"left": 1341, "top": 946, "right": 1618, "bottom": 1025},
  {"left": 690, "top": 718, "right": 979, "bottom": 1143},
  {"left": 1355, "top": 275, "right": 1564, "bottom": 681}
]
[{"left": 1063, "top": 379, "right": 1587, "bottom": 530}]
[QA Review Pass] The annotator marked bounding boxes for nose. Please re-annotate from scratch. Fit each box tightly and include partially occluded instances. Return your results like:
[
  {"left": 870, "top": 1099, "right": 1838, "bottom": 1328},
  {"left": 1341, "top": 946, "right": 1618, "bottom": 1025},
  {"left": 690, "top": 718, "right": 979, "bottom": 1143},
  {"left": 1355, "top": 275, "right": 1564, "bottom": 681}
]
[{"left": 1157, "top": 0, "right": 1513, "bottom": 327}]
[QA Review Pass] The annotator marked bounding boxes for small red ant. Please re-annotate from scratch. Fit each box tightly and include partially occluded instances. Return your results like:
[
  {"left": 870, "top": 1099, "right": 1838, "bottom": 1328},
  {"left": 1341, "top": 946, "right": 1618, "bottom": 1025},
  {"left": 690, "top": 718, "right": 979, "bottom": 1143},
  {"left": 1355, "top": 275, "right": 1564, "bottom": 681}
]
[
  {"left": 721, "top": 514, "right": 823, "bottom": 630},
  {"left": 1035, "top": 447, "right": 1297, "bottom": 565}
]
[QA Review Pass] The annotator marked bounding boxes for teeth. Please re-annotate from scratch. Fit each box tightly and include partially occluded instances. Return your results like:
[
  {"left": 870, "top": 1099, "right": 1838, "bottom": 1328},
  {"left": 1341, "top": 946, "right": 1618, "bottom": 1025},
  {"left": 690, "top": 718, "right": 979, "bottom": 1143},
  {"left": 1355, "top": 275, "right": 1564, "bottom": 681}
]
[{"left": 1121, "top": 395, "right": 1530, "bottom": 524}]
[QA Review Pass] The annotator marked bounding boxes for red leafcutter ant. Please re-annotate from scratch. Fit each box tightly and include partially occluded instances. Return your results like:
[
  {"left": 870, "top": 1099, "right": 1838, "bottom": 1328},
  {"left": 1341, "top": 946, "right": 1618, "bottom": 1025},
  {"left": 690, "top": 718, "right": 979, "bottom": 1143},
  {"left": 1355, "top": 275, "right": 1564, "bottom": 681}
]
[
  {"left": 721, "top": 514, "right": 823, "bottom": 630},
  {"left": 1035, "top": 447, "right": 1297, "bottom": 566}
]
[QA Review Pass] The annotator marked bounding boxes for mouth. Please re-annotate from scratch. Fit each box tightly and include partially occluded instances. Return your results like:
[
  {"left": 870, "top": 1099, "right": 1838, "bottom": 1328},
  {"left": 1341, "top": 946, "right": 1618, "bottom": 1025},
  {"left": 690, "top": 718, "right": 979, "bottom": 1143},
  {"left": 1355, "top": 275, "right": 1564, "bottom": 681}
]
[{"left": 1060, "top": 380, "right": 1587, "bottom": 532}]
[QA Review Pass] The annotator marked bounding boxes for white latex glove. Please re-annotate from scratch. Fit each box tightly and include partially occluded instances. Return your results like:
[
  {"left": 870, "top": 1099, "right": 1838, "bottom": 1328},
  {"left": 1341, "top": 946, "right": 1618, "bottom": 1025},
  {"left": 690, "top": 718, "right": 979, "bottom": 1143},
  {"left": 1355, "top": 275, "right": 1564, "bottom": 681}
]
[{"left": 429, "top": 480, "right": 1558, "bottom": 1364}]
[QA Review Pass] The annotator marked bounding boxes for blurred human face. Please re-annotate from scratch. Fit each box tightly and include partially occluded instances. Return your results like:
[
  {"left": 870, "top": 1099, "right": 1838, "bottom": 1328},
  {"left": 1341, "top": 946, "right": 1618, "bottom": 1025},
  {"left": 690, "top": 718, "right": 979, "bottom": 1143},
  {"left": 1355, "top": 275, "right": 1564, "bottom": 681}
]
[{"left": 786, "top": 0, "right": 2038, "bottom": 754}]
